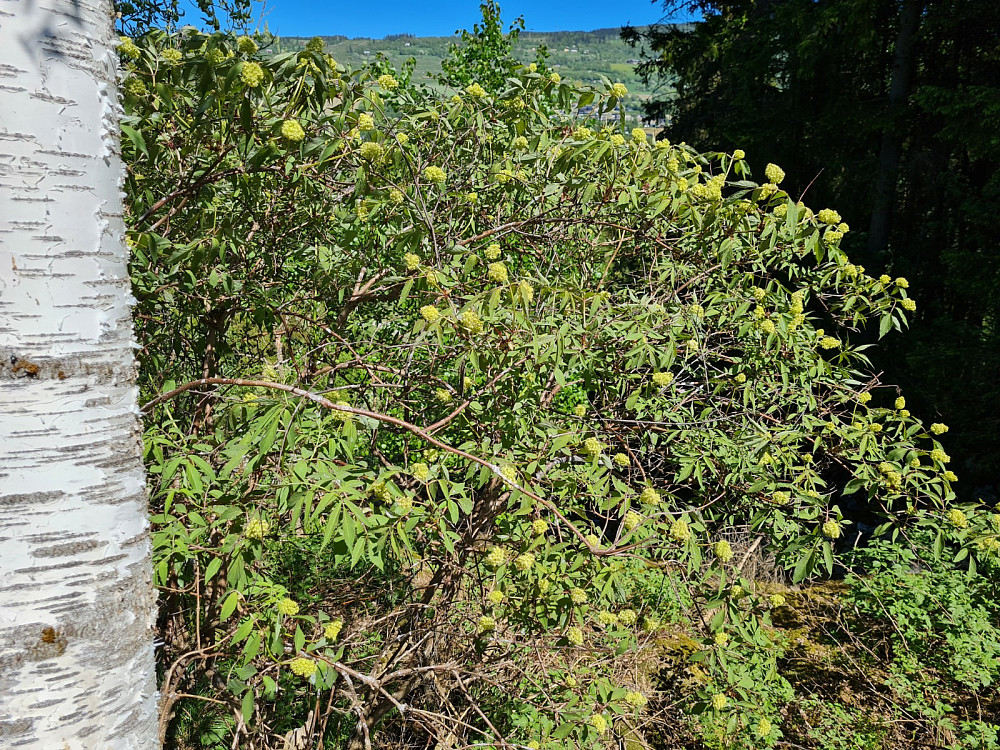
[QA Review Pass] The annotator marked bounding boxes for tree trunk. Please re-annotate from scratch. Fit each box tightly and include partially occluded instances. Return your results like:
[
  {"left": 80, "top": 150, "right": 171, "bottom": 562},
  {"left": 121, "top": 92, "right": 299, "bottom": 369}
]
[
  {"left": 0, "top": 2, "right": 160, "bottom": 748},
  {"left": 867, "top": 0, "right": 923, "bottom": 258}
]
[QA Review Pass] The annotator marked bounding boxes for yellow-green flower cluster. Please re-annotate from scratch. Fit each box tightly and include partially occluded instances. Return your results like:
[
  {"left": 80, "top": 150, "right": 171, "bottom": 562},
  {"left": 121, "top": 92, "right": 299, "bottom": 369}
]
[
  {"left": 711, "top": 693, "right": 728, "bottom": 710},
  {"left": 822, "top": 520, "right": 842, "bottom": 539},
  {"left": 125, "top": 78, "right": 148, "bottom": 98},
  {"left": 512, "top": 135, "right": 529, "bottom": 151},
  {"left": 460, "top": 310, "right": 484, "bottom": 335},
  {"left": 532, "top": 518, "right": 548, "bottom": 535},
  {"left": 377, "top": 74, "right": 398, "bottom": 90},
  {"left": 411, "top": 462, "right": 430, "bottom": 482},
  {"left": 281, "top": 119, "right": 306, "bottom": 142},
  {"left": 434, "top": 388, "right": 452, "bottom": 404},
  {"left": 487, "top": 588, "right": 504, "bottom": 606},
  {"left": 369, "top": 480, "right": 391, "bottom": 503},
  {"left": 549, "top": 71, "right": 561, "bottom": 84},
  {"left": 896, "top": 277, "right": 909, "bottom": 288},
  {"left": 423, "top": 166, "right": 447, "bottom": 184},
  {"left": 947, "top": 508, "right": 968, "bottom": 529},
  {"left": 566, "top": 626, "right": 584, "bottom": 646},
  {"left": 597, "top": 610, "right": 619, "bottom": 627},
  {"left": 620, "top": 689, "right": 650, "bottom": 714},
  {"left": 359, "top": 141, "right": 384, "bottom": 161},
  {"left": 161, "top": 48, "right": 182, "bottom": 64},
  {"left": 714, "top": 540, "right": 734, "bottom": 562},
  {"left": 623, "top": 510, "right": 642, "bottom": 531},
  {"left": 466, "top": 82, "right": 487, "bottom": 98},
  {"left": 324, "top": 619, "right": 343, "bottom": 640},
  {"left": 484, "top": 243, "right": 502, "bottom": 260},
  {"left": 420, "top": 305, "right": 440, "bottom": 323},
  {"left": 977, "top": 537, "right": 1000, "bottom": 554},
  {"left": 653, "top": 371, "right": 674, "bottom": 387},
  {"left": 478, "top": 615, "right": 496, "bottom": 633},
  {"left": 669, "top": 519, "right": 691, "bottom": 543},
  {"left": 609, "top": 82, "right": 628, "bottom": 98},
  {"left": 237, "top": 36, "right": 259, "bottom": 54},
  {"left": 240, "top": 61, "right": 265, "bottom": 88},
  {"left": 119, "top": 36, "right": 141, "bottom": 60},
  {"left": 518, "top": 279, "right": 534, "bottom": 302},
  {"left": 714, "top": 631, "right": 729, "bottom": 646},
  {"left": 613, "top": 453, "right": 630, "bottom": 468},
  {"left": 570, "top": 587, "right": 588, "bottom": 605},
  {"left": 246, "top": 517, "right": 270, "bottom": 539},
  {"left": 880, "top": 463, "right": 903, "bottom": 489},
  {"left": 403, "top": 252, "right": 420, "bottom": 270},
  {"left": 289, "top": 657, "right": 317, "bottom": 678},
  {"left": 770, "top": 593, "right": 786, "bottom": 608},
  {"left": 277, "top": 598, "right": 300, "bottom": 616},
  {"left": 514, "top": 553, "right": 536, "bottom": 572},
  {"left": 756, "top": 718, "right": 773, "bottom": 738},
  {"left": 691, "top": 174, "right": 724, "bottom": 201},
  {"left": 895, "top": 396, "right": 906, "bottom": 410},
  {"left": 486, "top": 546, "right": 507, "bottom": 567},
  {"left": 589, "top": 714, "right": 609, "bottom": 733},
  {"left": 488, "top": 262, "right": 508, "bottom": 284},
  {"left": 790, "top": 290, "right": 805, "bottom": 315},
  {"left": 819, "top": 336, "right": 841, "bottom": 349},
  {"left": 817, "top": 208, "right": 841, "bottom": 225},
  {"left": 943, "top": 470, "right": 958, "bottom": 482},
  {"left": 764, "top": 163, "right": 785, "bottom": 184},
  {"left": 205, "top": 47, "right": 227, "bottom": 65},
  {"left": 902, "top": 298, "right": 917, "bottom": 311},
  {"left": 618, "top": 608, "right": 637, "bottom": 626},
  {"left": 930, "top": 423, "right": 949, "bottom": 435},
  {"left": 640, "top": 487, "right": 660, "bottom": 505},
  {"left": 582, "top": 437, "right": 603, "bottom": 457},
  {"left": 930, "top": 448, "right": 950, "bottom": 464},
  {"left": 733, "top": 149, "right": 746, "bottom": 160}
]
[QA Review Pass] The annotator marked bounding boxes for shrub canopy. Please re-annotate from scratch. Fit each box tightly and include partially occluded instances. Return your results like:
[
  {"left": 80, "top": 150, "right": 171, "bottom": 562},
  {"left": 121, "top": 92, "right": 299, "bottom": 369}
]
[{"left": 123, "top": 26, "right": 996, "bottom": 750}]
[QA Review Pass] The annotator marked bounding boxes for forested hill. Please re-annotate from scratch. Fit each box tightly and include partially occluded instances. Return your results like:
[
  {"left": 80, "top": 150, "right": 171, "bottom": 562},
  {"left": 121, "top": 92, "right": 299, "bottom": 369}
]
[{"left": 271, "top": 27, "right": 668, "bottom": 102}]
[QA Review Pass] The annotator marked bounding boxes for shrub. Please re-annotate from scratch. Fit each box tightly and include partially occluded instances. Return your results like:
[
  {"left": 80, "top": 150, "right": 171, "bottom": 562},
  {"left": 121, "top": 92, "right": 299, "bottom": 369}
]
[{"left": 121, "top": 21, "right": 994, "bottom": 750}]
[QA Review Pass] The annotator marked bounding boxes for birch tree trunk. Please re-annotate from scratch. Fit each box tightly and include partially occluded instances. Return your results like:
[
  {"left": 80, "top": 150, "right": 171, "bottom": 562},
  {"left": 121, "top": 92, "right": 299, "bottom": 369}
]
[{"left": 0, "top": 1, "right": 160, "bottom": 748}]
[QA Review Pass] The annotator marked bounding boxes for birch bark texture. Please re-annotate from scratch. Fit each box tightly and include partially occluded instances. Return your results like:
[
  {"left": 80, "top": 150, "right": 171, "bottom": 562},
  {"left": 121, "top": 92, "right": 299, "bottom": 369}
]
[{"left": 0, "top": 1, "right": 160, "bottom": 748}]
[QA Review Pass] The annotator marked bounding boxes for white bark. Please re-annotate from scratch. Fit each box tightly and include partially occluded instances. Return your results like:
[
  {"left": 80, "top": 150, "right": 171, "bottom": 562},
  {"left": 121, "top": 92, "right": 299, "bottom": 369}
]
[{"left": 0, "top": 1, "right": 159, "bottom": 748}]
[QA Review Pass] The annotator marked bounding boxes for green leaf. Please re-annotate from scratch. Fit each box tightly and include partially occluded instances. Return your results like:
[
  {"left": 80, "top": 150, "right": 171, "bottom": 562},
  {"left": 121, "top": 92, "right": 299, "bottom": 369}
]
[
  {"left": 121, "top": 124, "right": 148, "bottom": 158},
  {"left": 241, "top": 690, "right": 254, "bottom": 723},
  {"left": 220, "top": 591, "right": 240, "bottom": 621},
  {"left": 204, "top": 556, "right": 223, "bottom": 582}
]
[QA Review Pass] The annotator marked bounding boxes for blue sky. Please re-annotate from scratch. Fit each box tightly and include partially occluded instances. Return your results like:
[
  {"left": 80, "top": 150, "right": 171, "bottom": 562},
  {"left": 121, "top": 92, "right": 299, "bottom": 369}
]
[{"left": 184, "top": 0, "right": 680, "bottom": 39}]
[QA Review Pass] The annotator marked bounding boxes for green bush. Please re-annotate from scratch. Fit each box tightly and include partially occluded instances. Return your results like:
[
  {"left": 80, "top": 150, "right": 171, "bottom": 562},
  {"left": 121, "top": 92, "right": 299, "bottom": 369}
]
[{"left": 121, "top": 15, "right": 999, "bottom": 750}]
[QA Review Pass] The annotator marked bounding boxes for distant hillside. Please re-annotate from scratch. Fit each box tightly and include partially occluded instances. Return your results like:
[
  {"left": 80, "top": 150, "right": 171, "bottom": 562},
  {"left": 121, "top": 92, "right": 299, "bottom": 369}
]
[{"left": 270, "top": 26, "right": 675, "bottom": 115}]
